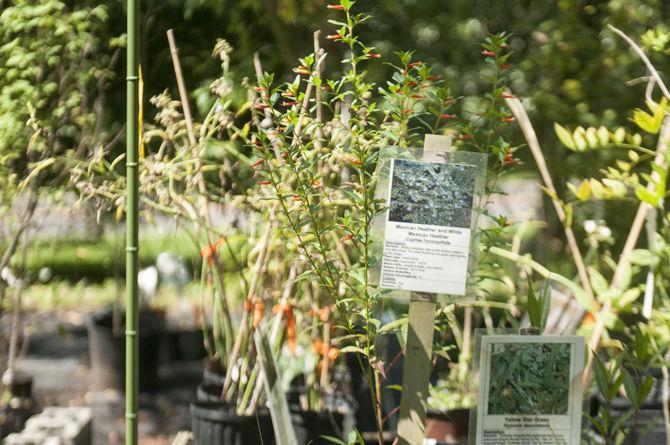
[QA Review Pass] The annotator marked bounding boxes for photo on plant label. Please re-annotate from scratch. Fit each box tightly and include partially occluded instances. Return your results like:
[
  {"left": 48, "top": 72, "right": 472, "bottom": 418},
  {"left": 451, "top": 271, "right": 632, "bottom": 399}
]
[
  {"left": 487, "top": 342, "right": 571, "bottom": 415},
  {"left": 388, "top": 159, "right": 476, "bottom": 228}
]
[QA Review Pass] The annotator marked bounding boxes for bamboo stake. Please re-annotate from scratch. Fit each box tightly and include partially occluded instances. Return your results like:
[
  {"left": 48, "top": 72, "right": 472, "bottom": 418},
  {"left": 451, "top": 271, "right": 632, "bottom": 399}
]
[
  {"left": 124, "top": 0, "right": 140, "bottom": 442},
  {"left": 504, "top": 93, "right": 597, "bottom": 307},
  {"left": 663, "top": 354, "right": 670, "bottom": 445}
]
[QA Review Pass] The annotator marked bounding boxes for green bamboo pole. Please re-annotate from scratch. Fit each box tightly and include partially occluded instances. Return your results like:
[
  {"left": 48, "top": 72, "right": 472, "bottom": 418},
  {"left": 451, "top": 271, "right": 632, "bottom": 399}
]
[{"left": 125, "top": 0, "right": 140, "bottom": 443}]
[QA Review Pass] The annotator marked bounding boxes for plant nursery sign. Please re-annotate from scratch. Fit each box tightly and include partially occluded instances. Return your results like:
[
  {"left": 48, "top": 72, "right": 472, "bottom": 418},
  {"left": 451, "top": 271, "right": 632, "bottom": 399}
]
[
  {"left": 379, "top": 158, "right": 478, "bottom": 295},
  {"left": 471, "top": 335, "right": 585, "bottom": 445}
]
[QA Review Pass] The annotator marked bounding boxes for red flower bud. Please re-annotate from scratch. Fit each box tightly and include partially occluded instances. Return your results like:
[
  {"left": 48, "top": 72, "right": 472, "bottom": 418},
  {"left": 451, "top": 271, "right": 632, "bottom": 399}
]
[
  {"left": 503, "top": 152, "right": 521, "bottom": 166},
  {"left": 426, "top": 75, "right": 441, "bottom": 81},
  {"left": 482, "top": 50, "right": 496, "bottom": 57},
  {"left": 367, "top": 53, "right": 382, "bottom": 59},
  {"left": 459, "top": 134, "right": 473, "bottom": 141},
  {"left": 326, "top": 34, "right": 343, "bottom": 41},
  {"left": 408, "top": 61, "right": 423, "bottom": 68},
  {"left": 254, "top": 86, "right": 266, "bottom": 92},
  {"left": 503, "top": 117, "right": 515, "bottom": 123},
  {"left": 326, "top": 4, "right": 345, "bottom": 9},
  {"left": 257, "top": 181, "right": 272, "bottom": 185},
  {"left": 410, "top": 94, "right": 425, "bottom": 99},
  {"left": 340, "top": 234, "right": 354, "bottom": 242},
  {"left": 254, "top": 104, "right": 270, "bottom": 110},
  {"left": 251, "top": 158, "right": 265, "bottom": 168},
  {"left": 500, "top": 64, "right": 512, "bottom": 69},
  {"left": 282, "top": 101, "right": 300, "bottom": 107},
  {"left": 351, "top": 159, "right": 362, "bottom": 166},
  {"left": 440, "top": 114, "right": 457, "bottom": 119},
  {"left": 501, "top": 93, "right": 516, "bottom": 99},
  {"left": 407, "top": 81, "right": 418, "bottom": 88},
  {"left": 403, "top": 108, "right": 413, "bottom": 114}
]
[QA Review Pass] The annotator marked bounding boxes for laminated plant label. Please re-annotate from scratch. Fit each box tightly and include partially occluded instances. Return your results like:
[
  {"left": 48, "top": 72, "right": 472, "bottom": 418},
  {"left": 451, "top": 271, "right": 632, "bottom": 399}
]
[
  {"left": 473, "top": 335, "right": 585, "bottom": 445},
  {"left": 379, "top": 158, "right": 476, "bottom": 295}
]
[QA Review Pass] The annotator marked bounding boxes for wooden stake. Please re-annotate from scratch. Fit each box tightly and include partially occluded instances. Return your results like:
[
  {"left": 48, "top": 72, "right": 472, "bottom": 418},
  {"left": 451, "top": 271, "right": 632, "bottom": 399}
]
[{"left": 396, "top": 135, "right": 450, "bottom": 445}]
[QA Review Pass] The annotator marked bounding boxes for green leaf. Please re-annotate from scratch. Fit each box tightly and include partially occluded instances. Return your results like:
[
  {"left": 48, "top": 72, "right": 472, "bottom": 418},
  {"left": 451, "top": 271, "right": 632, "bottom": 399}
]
[
  {"left": 573, "top": 128, "right": 588, "bottom": 151},
  {"left": 588, "top": 268, "right": 608, "bottom": 296},
  {"left": 635, "top": 186, "right": 659, "bottom": 207},
  {"left": 526, "top": 277, "right": 550, "bottom": 330},
  {"left": 378, "top": 317, "right": 408, "bottom": 334},
  {"left": 597, "top": 126, "right": 610, "bottom": 145},
  {"left": 629, "top": 249, "right": 656, "bottom": 266},
  {"left": 339, "top": 346, "right": 367, "bottom": 356},
  {"left": 585, "top": 127, "right": 599, "bottom": 148},
  {"left": 613, "top": 127, "right": 626, "bottom": 144},
  {"left": 592, "top": 354, "right": 610, "bottom": 397},
  {"left": 622, "top": 369, "right": 637, "bottom": 404},
  {"left": 554, "top": 123, "right": 576, "bottom": 150}
]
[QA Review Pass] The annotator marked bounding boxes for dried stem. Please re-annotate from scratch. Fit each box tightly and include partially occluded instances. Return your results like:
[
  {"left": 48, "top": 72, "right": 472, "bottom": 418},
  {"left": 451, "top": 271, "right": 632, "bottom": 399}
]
[
  {"left": 167, "top": 29, "right": 197, "bottom": 145},
  {"left": 504, "top": 93, "right": 597, "bottom": 305},
  {"left": 608, "top": 25, "right": 670, "bottom": 101}
]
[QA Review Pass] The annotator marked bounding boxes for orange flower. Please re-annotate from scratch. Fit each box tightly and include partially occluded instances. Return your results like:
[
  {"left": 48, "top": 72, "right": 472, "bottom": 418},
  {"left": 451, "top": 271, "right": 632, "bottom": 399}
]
[
  {"left": 312, "top": 340, "right": 339, "bottom": 361},
  {"left": 273, "top": 304, "right": 297, "bottom": 352},
  {"left": 253, "top": 301, "right": 265, "bottom": 328},
  {"left": 199, "top": 237, "right": 226, "bottom": 264},
  {"left": 309, "top": 305, "right": 332, "bottom": 322}
]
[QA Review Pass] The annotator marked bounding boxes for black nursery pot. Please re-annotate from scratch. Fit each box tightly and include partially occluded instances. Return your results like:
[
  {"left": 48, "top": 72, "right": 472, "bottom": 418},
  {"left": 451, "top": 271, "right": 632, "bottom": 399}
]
[
  {"left": 190, "top": 401, "right": 274, "bottom": 445},
  {"left": 197, "top": 381, "right": 223, "bottom": 403},
  {"left": 290, "top": 409, "right": 345, "bottom": 444},
  {"left": 203, "top": 358, "right": 226, "bottom": 386},
  {"left": 86, "top": 308, "right": 164, "bottom": 390},
  {"left": 165, "top": 328, "right": 207, "bottom": 361}
]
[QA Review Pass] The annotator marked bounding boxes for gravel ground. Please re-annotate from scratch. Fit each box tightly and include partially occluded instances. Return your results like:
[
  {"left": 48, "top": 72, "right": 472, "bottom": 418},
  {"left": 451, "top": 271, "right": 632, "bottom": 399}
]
[{"left": 12, "top": 313, "right": 201, "bottom": 444}]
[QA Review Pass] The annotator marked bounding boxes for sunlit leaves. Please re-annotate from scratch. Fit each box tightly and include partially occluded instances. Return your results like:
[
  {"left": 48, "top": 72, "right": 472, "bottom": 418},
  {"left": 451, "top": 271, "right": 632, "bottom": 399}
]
[{"left": 631, "top": 98, "right": 668, "bottom": 134}]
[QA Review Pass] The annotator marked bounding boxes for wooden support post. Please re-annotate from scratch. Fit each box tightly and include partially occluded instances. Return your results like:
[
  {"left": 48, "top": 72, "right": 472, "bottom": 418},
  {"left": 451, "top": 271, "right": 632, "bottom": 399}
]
[{"left": 396, "top": 135, "right": 451, "bottom": 445}]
